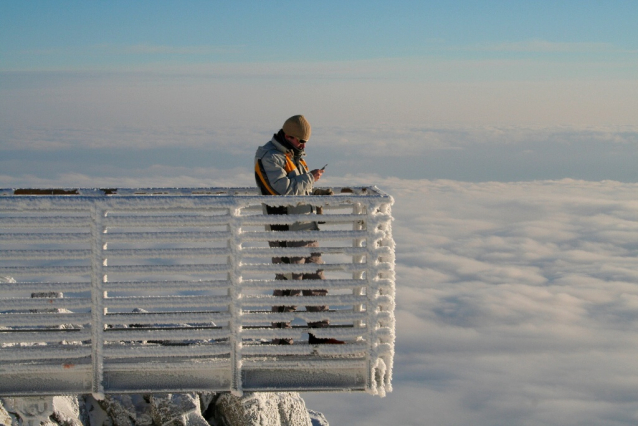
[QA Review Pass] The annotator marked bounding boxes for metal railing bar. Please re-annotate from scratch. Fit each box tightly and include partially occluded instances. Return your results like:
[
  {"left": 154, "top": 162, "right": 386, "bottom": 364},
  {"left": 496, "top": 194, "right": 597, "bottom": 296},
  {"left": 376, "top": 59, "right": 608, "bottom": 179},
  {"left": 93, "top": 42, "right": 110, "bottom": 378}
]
[
  {"left": 103, "top": 280, "right": 230, "bottom": 292},
  {"left": 239, "top": 214, "right": 374, "bottom": 225},
  {"left": 103, "top": 295, "right": 231, "bottom": 309},
  {"left": 0, "top": 266, "right": 92, "bottom": 276},
  {"left": 240, "top": 328, "right": 365, "bottom": 340},
  {"left": 103, "top": 328, "right": 228, "bottom": 341},
  {"left": 105, "top": 247, "right": 231, "bottom": 258},
  {"left": 0, "top": 345, "right": 92, "bottom": 361},
  {"left": 0, "top": 329, "right": 91, "bottom": 344},
  {"left": 0, "top": 282, "right": 91, "bottom": 292},
  {"left": 0, "top": 312, "right": 91, "bottom": 327},
  {"left": 241, "top": 230, "right": 367, "bottom": 242},
  {"left": 239, "top": 247, "right": 372, "bottom": 256},
  {"left": 240, "top": 280, "right": 366, "bottom": 291},
  {"left": 104, "top": 264, "right": 230, "bottom": 274},
  {"left": 0, "top": 249, "right": 92, "bottom": 260},
  {"left": 241, "top": 294, "right": 367, "bottom": 306},
  {"left": 101, "top": 355, "right": 230, "bottom": 368},
  {"left": 0, "top": 233, "right": 91, "bottom": 243},
  {"left": 240, "top": 263, "right": 367, "bottom": 273},
  {"left": 0, "top": 298, "right": 91, "bottom": 310},
  {"left": 104, "top": 312, "right": 230, "bottom": 325},
  {"left": 103, "top": 231, "right": 231, "bottom": 242},
  {"left": 241, "top": 311, "right": 366, "bottom": 323},
  {"left": 0, "top": 362, "right": 92, "bottom": 373},
  {"left": 104, "top": 215, "right": 231, "bottom": 227},
  {"left": 0, "top": 217, "right": 91, "bottom": 227},
  {"left": 242, "top": 359, "right": 368, "bottom": 369},
  {"left": 240, "top": 342, "right": 368, "bottom": 356}
]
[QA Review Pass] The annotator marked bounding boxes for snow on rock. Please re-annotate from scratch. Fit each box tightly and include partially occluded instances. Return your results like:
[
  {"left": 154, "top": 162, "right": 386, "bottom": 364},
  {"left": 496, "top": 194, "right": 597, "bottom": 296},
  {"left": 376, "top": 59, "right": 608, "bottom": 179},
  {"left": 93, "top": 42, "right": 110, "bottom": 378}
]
[
  {"left": 83, "top": 395, "right": 111, "bottom": 426},
  {"left": 307, "top": 410, "right": 329, "bottom": 426},
  {"left": 96, "top": 394, "right": 138, "bottom": 426},
  {"left": 215, "top": 392, "right": 312, "bottom": 426},
  {"left": 149, "top": 393, "right": 208, "bottom": 426},
  {"left": 0, "top": 402, "right": 14, "bottom": 426},
  {"left": 52, "top": 396, "right": 85, "bottom": 426},
  {"left": 0, "top": 397, "right": 55, "bottom": 425},
  {"left": 0, "top": 392, "right": 328, "bottom": 425},
  {"left": 276, "top": 393, "right": 313, "bottom": 426}
]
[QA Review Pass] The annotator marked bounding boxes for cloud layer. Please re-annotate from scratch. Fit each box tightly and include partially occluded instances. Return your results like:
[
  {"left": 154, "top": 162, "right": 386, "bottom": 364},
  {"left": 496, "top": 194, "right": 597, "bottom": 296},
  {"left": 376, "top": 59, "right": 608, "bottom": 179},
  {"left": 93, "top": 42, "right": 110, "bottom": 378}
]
[
  {"left": 2, "top": 164, "right": 638, "bottom": 425},
  {"left": 2, "top": 124, "right": 637, "bottom": 183},
  {"left": 304, "top": 178, "right": 638, "bottom": 426}
]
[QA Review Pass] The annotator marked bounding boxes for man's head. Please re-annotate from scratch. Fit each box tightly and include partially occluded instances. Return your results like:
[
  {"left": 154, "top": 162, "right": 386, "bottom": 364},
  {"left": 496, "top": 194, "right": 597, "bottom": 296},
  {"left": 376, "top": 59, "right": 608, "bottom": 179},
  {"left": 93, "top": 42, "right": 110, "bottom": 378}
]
[{"left": 282, "top": 115, "right": 311, "bottom": 149}]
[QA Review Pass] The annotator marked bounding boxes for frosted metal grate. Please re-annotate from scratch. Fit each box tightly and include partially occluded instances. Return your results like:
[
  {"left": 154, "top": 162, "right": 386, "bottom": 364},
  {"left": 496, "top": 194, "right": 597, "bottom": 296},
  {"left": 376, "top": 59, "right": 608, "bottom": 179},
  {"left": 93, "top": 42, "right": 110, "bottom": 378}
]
[{"left": 0, "top": 187, "right": 395, "bottom": 398}]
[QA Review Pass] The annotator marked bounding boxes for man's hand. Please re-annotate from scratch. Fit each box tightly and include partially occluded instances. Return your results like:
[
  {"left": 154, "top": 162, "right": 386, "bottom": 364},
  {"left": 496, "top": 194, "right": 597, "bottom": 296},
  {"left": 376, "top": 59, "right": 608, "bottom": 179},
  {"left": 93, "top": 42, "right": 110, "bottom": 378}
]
[{"left": 311, "top": 169, "right": 324, "bottom": 181}]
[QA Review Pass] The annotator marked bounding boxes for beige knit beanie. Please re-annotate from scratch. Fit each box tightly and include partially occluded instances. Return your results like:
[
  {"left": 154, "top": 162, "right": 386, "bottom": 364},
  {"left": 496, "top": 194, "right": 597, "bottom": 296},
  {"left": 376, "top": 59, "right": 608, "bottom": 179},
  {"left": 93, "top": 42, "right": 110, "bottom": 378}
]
[{"left": 282, "top": 115, "right": 311, "bottom": 141}]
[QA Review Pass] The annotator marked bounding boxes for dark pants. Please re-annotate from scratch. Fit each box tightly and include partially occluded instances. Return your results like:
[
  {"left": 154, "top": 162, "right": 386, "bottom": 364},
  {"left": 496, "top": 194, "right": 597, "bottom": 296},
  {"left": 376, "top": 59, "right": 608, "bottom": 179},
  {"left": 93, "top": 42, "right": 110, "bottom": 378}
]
[{"left": 270, "top": 240, "right": 328, "bottom": 343}]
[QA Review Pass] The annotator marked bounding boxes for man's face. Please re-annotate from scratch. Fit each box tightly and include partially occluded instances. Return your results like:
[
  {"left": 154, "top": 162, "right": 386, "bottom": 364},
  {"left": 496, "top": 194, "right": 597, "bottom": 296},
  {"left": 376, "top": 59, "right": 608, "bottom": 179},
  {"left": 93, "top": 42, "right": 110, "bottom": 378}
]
[{"left": 285, "top": 134, "right": 307, "bottom": 150}]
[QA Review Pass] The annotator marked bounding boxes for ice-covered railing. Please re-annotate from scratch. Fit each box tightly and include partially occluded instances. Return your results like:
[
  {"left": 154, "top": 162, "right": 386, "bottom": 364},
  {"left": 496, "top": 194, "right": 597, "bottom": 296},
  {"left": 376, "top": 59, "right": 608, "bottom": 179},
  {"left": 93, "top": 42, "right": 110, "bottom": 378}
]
[{"left": 0, "top": 187, "right": 395, "bottom": 398}]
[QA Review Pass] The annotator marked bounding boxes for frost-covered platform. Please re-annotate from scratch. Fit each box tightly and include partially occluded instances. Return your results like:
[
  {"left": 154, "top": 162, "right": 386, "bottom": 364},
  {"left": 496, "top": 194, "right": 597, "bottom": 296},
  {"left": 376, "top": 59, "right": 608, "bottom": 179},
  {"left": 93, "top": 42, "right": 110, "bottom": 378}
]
[{"left": 0, "top": 187, "right": 395, "bottom": 398}]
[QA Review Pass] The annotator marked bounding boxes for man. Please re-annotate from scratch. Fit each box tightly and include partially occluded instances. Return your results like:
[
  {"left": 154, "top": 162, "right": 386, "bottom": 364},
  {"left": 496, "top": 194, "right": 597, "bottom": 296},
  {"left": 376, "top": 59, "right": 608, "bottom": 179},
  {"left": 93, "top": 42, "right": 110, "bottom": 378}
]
[{"left": 254, "top": 115, "right": 344, "bottom": 345}]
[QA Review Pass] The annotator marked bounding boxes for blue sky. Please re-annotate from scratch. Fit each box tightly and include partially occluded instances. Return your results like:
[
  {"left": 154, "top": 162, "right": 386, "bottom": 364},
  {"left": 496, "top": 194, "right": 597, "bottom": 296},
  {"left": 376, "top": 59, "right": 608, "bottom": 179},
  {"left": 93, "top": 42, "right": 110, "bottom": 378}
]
[
  {"left": 1, "top": 0, "right": 638, "bottom": 185},
  {"left": 2, "top": 1, "right": 637, "bottom": 71}
]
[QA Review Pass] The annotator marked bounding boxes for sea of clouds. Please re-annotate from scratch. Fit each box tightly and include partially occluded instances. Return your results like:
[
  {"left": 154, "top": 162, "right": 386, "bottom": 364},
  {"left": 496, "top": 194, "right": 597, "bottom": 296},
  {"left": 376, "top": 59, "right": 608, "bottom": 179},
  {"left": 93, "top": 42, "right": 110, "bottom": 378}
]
[
  {"left": 2, "top": 118, "right": 638, "bottom": 425},
  {"left": 305, "top": 177, "right": 638, "bottom": 426},
  {"left": 3, "top": 160, "right": 638, "bottom": 424},
  {"left": 1, "top": 123, "right": 637, "bottom": 184}
]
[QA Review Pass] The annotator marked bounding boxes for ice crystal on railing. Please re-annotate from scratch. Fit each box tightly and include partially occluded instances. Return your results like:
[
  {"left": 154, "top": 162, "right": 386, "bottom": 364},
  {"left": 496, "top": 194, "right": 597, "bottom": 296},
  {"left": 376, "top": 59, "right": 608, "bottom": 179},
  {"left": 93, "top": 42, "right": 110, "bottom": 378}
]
[{"left": 0, "top": 187, "right": 395, "bottom": 397}]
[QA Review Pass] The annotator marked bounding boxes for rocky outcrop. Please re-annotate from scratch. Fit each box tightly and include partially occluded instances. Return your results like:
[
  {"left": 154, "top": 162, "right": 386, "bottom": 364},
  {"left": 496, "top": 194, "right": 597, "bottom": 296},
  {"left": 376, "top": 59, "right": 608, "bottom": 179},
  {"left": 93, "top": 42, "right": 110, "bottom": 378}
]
[
  {"left": 0, "top": 401, "right": 15, "bottom": 425},
  {"left": 149, "top": 393, "right": 208, "bottom": 426},
  {"left": 0, "top": 392, "right": 328, "bottom": 426},
  {"left": 214, "top": 392, "right": 312, "bottom": 426},
  {"left": 51, "top": 396, "right": 86, "bottom": 426},
  {"left": 307, "top": 410, "right": 329, "bottom": 426}
]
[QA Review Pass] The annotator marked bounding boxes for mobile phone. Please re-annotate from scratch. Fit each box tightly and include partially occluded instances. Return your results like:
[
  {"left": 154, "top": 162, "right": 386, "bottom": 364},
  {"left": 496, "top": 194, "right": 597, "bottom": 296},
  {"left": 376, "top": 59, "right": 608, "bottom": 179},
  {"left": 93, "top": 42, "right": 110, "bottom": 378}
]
[{"left": 321, "top": 164, "right": 328, "bottom": 170}]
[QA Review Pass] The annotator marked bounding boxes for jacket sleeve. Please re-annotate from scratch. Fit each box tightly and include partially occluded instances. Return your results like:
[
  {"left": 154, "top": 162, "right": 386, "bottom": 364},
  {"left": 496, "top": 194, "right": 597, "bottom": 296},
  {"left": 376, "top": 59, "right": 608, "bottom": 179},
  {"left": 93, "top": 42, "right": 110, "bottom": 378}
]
[{"left": 258, "top": 151, "right": 314, "bottom": 195}]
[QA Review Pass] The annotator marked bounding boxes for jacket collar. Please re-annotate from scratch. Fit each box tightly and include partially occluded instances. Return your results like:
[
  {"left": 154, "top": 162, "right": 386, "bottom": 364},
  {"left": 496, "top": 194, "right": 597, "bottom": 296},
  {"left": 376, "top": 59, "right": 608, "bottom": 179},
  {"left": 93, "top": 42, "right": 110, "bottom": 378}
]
[
  {"left": 271, "top": 132, "right": 305, "bottom": 158},
  {"left": 270, "top": 135, "right": 289, "bottom": 154}
]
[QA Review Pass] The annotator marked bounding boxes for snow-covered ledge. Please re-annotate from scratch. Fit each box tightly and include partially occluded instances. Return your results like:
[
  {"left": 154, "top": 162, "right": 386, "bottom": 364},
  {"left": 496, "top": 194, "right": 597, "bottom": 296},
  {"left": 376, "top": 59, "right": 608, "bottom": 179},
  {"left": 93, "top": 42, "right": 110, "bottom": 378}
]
[{"left": 0, "top": 187, "right": 395, "bottom": 399}]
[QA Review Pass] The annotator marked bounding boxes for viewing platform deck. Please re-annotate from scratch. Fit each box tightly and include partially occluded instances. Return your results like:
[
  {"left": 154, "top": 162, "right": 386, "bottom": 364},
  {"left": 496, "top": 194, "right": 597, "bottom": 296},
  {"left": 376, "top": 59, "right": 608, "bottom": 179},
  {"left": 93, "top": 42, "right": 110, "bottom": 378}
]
[{"left": 0, "top": 187, "right": 395, "bottom": 398}]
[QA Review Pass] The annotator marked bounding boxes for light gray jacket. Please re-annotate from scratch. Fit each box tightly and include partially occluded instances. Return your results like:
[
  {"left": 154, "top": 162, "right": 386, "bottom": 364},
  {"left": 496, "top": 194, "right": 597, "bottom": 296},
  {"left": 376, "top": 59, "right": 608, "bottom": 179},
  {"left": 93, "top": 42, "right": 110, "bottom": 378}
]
[{"left": 254, "top": 136, "right": 319, "bottom": 231}]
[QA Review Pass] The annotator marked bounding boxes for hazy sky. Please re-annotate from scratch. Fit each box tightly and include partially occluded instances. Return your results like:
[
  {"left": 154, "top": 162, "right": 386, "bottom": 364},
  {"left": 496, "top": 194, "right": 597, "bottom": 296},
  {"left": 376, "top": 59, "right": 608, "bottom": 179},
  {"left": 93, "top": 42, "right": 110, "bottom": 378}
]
[{"left": 1, "top": 1, "right": 638, "bottom": 186}]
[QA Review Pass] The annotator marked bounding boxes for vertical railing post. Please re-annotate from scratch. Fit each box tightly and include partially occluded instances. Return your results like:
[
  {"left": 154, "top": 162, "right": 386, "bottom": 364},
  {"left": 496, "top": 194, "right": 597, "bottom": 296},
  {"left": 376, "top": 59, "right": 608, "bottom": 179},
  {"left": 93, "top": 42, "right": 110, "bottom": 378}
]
[
  {"left": 90, "top": 202, "right": 106, "bottom": 399},
  {"left": 362, "top": 200, "right": 377, "bottom": 394},
  {"left": 228, "top": 203, "right": 243, "bottom": 395},
  {"left": 367, "top": 199, "right": 396, "bottom": 396}
]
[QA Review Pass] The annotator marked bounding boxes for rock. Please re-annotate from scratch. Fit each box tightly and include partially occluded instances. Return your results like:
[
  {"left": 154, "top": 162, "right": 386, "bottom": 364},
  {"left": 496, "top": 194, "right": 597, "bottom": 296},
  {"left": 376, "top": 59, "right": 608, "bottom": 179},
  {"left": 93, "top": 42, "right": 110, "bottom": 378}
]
[
  {"left": 84, "top": 395, "right": 113, "bottom": 426},
  {"left": 198, "top": 392, "right": 217, "bottom": 421},
  {"left": 1, "top": 393, "right": 327, "bottom": 426},
  {"left": 97, "top": 395, "right": 136, "bottom": 426},
  {"left": 308, "top": 409, "right": 329, "bottom": 426},
  {"left": 277, "top": 393, "right": 313, "bottom": 426},
  {"left": 0, "top": 401, "right": 15, "bottom": 426},
  {"left": 198, "top": 392, "right": 216, "bottom": 413},
  {"left": 52, "top": 396, "right": 83, "bottom": 426},
  {"left": 215, "top": 392, "right": 277, "bottom": 426},
  {"left": 129, "top": 395, "right": 153, "bottom": 426},
  {"left": 214, "top": 392, "right": 311, "bottom": 426},
  {"left": 150, "top": 393, "right": 208, "bottom": 426},
  {"left": 0, "top": 396, "right": 55, "bottom": 425}
]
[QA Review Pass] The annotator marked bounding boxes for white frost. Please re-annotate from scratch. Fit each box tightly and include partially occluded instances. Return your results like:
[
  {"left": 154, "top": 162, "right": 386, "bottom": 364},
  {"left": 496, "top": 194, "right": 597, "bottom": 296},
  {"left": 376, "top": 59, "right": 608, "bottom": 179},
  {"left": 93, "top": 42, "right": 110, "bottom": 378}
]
[{"left": 0, "top": 186, "right": 395, "bottom": 397}]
